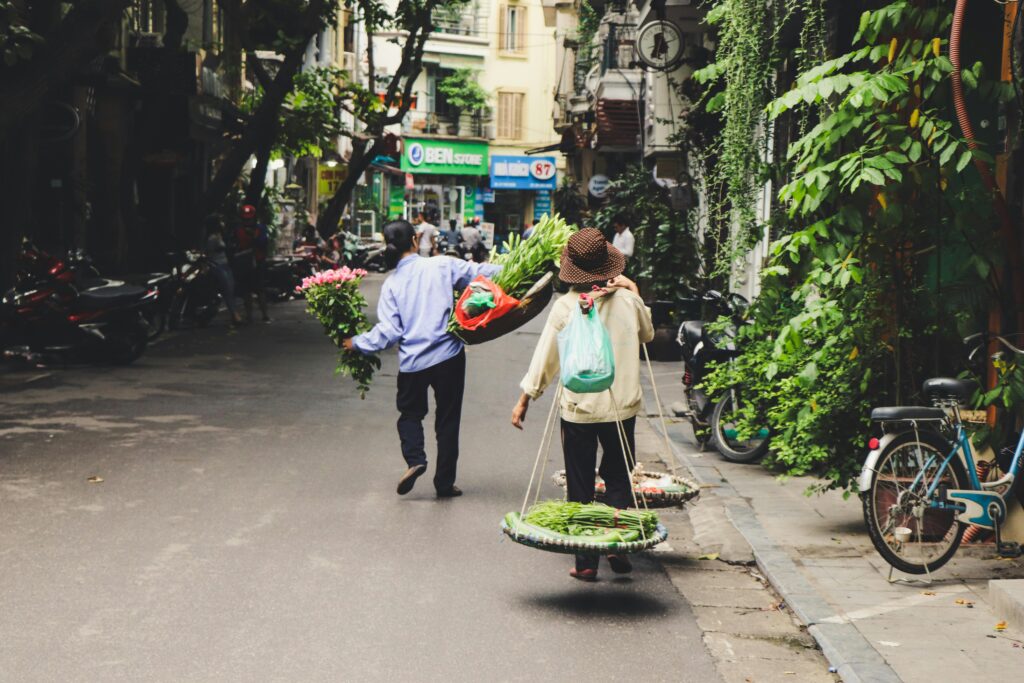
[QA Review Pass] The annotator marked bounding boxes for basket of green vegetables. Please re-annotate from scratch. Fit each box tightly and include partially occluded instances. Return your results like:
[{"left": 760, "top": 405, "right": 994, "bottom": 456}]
[
  {"left": 501, "top": 501, "right": 668, "bottom": 555},
  {"left": 451, "top": 214, "right": 575, "bottom": 345},
  {"left": 551, "top": 465, "right": 700, "bottom": 509}
]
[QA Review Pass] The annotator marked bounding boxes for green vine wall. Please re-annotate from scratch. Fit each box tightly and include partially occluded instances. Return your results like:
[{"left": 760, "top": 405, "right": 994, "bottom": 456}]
[{"left": 698, "top": 0, "right": 1012, "bottom": 491}]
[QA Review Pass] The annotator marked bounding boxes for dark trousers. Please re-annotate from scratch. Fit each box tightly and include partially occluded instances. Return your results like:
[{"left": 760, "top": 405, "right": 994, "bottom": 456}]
[
  {"left": 395, "top": 350, "right": 466, "bottom": 492},
  {"left": 561, "top": 417, "right": 636, "bottom": 570}
]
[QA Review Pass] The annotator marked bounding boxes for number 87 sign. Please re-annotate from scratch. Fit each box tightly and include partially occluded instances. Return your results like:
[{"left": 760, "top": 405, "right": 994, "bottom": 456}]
[{"left": 530, "top": 160, "right": 556, "bottom": 181}]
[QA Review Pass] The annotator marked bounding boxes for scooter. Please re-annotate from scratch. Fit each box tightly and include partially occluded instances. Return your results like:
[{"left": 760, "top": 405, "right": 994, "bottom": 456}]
[
  {"left": 1, "top": 272, "right": 156, "bottom": 366},
  {"left": 343, "top": 233, "right": 387, "bottom": 272},
  {"left": 674, "top": 290, "right": 770, "bottom": 463}
]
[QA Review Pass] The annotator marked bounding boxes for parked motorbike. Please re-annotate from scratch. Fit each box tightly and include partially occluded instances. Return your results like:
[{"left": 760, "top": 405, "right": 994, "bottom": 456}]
[
  {"left": 342, "top": 233, "right": 387, "bottom": 272},
  {"left": 264, "top": 255, "right": 315, "bottom": 301},
  {"left": 1, "top": 247, "right": 155, "bottom": 365},
  {"left": 165, "top": 251, "right": 222, "bottom": 330},
  {"left": 8, "top": 240, "right": 168, "bottom": 339},
  {"left": 674, "top": 290, "right": 770, "bottom": 462}
]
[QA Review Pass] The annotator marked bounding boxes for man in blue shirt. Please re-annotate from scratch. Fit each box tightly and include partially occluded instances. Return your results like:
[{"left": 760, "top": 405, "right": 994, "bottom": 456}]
[{"left": 343, "top": 220, "right": 500, "bottom": 497}]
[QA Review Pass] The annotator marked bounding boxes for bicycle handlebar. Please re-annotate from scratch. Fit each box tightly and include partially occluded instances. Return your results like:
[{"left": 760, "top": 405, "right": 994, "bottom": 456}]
[{"left": 964, "top": 332, "right": 1024, "bottom": 359}]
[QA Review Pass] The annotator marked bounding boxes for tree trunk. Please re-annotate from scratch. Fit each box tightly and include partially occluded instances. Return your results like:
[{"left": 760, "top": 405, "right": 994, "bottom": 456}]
[
  {"left": 246, "top": 130, "right": 276, "bottom": 206},
  {"left": 201, "top": 44, "right": 309, "bottom": 217},
  {"left": 317, "top": 138, "right": 376, "bottom": 234}
]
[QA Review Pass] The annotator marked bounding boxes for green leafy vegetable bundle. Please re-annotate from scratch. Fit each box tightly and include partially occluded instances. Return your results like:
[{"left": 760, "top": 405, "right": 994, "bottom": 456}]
[
  {"left": 489, "top": 213, "right": 575, "bottom": 298},
  {"left": 523, "top": 500, "right": 659, "bottom": 537}
]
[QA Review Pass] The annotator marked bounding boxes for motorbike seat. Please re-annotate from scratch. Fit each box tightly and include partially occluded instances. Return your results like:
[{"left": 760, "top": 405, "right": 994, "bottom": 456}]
[
  {"left": 870, "top": 406, "right": 947, "bottom": 422},
  {"left": 77, "top": 284, "right": 147, "bottom": 310},
  {"left": 923, "top": 377, "right": 977, "bottom": 403},
  {"left": 681, "top": 320, "right": 704, "bottom": 346}
]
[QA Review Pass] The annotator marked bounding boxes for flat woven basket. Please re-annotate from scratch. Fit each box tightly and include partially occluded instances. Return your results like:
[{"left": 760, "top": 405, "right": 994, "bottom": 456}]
[
  {"left": 501, "top": 512, "right": 669, "bottom": 556},
  {"left": 453, "top": 272, "right": 554, "bottom": 345},
  {"left": 551, "top": 469, "right": 700, "bottom": 508}
]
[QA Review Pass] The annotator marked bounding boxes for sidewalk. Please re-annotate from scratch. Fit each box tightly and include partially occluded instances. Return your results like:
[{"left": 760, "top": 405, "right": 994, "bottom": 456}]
[{"left": 643, "top": 360, "right": 1024, "bottom": 682}]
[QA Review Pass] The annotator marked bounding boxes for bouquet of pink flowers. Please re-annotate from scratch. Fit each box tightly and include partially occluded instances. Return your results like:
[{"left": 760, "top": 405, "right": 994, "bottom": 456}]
[{"left": 297, "top": 267, "right": 380, "bottom": 397}]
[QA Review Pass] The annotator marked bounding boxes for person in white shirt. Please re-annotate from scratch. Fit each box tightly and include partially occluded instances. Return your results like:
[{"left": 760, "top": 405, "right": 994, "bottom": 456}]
[
  {"left": 415, "top": 214, "right": 437, "bottom": 257},
  {"left": 611, "top": 218, "right": 635, "bottom": 259}
]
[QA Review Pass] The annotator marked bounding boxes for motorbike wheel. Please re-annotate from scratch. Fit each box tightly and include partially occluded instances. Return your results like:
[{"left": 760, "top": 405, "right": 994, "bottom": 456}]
[
  {"left": 194, "top": 303, "right": 218, "bottom": 328},
  {"left": 108, "top": 320, "right": 149, "bottom": 365},
  {"left": 142, "top": 308, "right": 166, "bottom": 341},
  {"left": 710, "top": 389, "right": 770, "bottom": 463},
  {"left": 167, "top": 291, "right": 186, "bottom": 330}
]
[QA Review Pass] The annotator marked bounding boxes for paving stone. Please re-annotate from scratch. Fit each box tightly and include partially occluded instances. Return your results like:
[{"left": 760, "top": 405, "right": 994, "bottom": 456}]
[
  {"left": 692, "top": 605, "right": 802, "bottom": 637},
  {"left": 714, "top": 657, "right": 837, "bottom": 683},
  {"left": 703, "top": 631, "right": 818, "bottom": 661}
]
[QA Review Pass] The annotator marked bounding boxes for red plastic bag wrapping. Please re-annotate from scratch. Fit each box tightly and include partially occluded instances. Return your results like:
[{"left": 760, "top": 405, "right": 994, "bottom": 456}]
[{"left": 454, "top": 276, "right": 520, "bottom": 331}]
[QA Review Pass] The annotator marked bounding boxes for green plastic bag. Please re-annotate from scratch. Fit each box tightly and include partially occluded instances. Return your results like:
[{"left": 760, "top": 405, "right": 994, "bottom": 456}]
[{"left": 558, "top": 304, "right": 615, "bottom": 393}]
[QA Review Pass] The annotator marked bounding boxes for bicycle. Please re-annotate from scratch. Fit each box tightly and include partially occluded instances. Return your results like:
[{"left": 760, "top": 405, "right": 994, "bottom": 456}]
[{"left": 860, "top": 333, "right": 1024, "bottom": 577}]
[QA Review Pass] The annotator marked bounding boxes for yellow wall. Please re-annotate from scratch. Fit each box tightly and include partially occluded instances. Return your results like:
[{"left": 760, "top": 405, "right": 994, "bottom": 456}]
[{"left": 481, "top": 0, "right": 562, "bottom": 161}]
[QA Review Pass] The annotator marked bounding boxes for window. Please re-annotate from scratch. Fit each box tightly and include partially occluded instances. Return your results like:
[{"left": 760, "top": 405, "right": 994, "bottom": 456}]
[
  {"left": 497, "top": 91, "right": 524, "bottom": 139},
  {"left": 498, "top": 5, "right": 525, "bottom": 53}
]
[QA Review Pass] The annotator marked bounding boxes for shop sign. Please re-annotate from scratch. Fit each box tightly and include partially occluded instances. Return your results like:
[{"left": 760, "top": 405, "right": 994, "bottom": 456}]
[
  {"left": 534, "top": 190, "right": 552, "bottom": 221},
  {"left": 588, "top": 174, "right": 611, "bottom": 198},
  {"left": 480, "top": 222, "right": 496, "bottom": 248},
  {"left": 388, "top": 186, "right": 406, "bottom": 220},
  {"left": 482, "top": 188, "right": 496, "bottom": 203},
  {"left": 405, "top": 173, "right": 415, "bottom": 190},
  {"left": 489, "top": 156, "right": 558, "bottom": 191},
  {"left": 318, "top": 165, "right": 348, "bottom": 196},
  {"left": 401, "top": 138, "right": 489, "bottom": 175}
]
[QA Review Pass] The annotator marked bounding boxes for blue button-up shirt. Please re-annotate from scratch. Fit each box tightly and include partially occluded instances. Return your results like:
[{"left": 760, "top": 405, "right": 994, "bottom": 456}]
[{"left": 352, "top": 255, "right": 501, "bottom": 373}]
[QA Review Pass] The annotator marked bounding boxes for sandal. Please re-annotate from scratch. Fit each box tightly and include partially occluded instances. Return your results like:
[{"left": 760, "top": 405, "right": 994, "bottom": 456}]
[{"left": 569, "top": 567, "right": 598, "bottom": 582}]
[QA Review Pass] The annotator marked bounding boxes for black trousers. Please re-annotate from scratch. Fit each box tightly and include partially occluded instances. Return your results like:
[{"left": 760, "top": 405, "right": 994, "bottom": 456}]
[
  {"left": 561, "top": 417, "right": 636, "bottom": 570},
  {"left": 395, "top": 350, "right": 466, "bottom": 492}
]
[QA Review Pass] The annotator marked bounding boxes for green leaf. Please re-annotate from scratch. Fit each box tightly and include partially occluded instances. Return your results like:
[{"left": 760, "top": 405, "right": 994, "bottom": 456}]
[
  {"left": 956, "top": 150, "right": 972, "bottom": 172},
  {"left": 909, "top": 140, "right": 923, "bottom": 162}
]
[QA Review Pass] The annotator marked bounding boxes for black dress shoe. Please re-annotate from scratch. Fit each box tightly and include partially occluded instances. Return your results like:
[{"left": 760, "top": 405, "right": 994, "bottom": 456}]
[
  {"left": 436, "top": 485, "right": 463, "bottom": 498},
  {"left": 397, "top": 464, "right": 427, "bottom": 495}
]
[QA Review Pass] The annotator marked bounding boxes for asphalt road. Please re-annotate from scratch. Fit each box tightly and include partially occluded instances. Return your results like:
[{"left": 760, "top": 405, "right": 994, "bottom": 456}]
[{"left": 0, "top": 274, "right": 720, "bottom": 682}]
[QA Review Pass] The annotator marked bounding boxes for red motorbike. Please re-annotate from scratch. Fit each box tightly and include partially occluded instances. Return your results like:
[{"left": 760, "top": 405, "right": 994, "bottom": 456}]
[{"left": 1, "top": 242, "right": 157, "bottom": 365}]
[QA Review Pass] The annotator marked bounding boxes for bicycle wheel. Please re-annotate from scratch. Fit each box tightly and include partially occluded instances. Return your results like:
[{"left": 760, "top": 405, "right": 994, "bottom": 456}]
[
  {"left": 710, "top": 389, "right": 770, "bottom": 463},
  {"left": 862, "top": 429, "right": 967, "bottom": 575}
]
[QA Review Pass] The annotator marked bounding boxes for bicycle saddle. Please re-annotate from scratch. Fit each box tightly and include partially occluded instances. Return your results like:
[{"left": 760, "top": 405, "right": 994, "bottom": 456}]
[
  {"left": 923, "top": 377, "right": 978, "bottom": 403},
  {"left": 870, "top": 406, "right": 947, "bottom": 421}
]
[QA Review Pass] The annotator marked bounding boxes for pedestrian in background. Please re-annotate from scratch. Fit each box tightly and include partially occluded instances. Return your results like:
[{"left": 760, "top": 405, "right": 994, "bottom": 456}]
[
  {"left": 510, "top": 227, "right": 654, "bottom": 582},
  {"left": 205, "top": 215, "right": 242, "bottom": 326},
  {"left": 460, "top": 221, "right": 485, "bottom": 262},
  {"left": 523, "top": 221, "right": 535, "bottom": 239},
  {"left": 415, "top": 213, "right": 437, "bottom": 257},
  {"left": 234, "top": 204, "right": 271, "bottom": 324},
  {"left": 612, "top": 216, "right": 635, "bottom": 259},
  {"left": 342, "top": 220, "right": 501, "bottom": 498}
]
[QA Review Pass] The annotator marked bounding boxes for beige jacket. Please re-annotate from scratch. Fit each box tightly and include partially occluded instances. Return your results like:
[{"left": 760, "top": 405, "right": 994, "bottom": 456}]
[{"left": 520, "top": 289, "right": 655, "bottom": 424}]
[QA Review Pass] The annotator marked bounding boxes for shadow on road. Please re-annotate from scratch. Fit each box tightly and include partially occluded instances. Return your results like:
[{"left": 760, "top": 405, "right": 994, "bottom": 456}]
[{"left": 521, "top": 587, "right": 677, "bottom": 619}]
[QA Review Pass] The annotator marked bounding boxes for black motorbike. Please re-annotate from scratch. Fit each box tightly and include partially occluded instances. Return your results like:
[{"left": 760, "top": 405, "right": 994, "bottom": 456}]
[
  {"left": 343, "top": 233, "right": 387, "bottom": 272},
  {"left": 674, "top": 290, "right": 770, "bottom": 463},
  {"left": 165, "top": 251, "right": 222, "bottom": 330}
]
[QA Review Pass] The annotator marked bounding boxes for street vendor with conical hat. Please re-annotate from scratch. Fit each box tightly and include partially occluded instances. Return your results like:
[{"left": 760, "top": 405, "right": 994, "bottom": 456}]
[{"left": 511, "top": 227, "right": 654, "bottom": 581}]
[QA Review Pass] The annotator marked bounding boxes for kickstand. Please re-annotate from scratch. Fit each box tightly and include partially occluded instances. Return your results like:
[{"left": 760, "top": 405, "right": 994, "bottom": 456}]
[{"left": 994, "top": 509, "right": 1022, "bottom": 559}]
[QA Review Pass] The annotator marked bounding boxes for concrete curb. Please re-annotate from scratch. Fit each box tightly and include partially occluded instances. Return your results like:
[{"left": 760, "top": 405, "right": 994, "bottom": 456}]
[{"left": 645, "top": 414, "right": 901, "bottom": 683}]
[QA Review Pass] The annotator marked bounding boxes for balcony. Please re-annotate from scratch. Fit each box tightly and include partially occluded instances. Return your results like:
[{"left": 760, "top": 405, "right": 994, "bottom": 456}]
[
  {"left": 402, "top": 110, "right": 491, "bottom": 139},
  {"left": 594, "top": 20, "right": 641, "bottom": 101}
]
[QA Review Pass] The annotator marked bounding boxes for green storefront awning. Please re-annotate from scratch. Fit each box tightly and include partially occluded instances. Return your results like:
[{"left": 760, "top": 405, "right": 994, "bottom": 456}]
[{"left": 401, "top": 137, "right": 489, "bottom": 176}]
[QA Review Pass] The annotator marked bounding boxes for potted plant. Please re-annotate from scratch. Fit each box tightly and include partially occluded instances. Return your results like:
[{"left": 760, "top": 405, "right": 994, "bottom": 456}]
[{"left": 438, "top": 68, "right": 490, "bottom": 136}]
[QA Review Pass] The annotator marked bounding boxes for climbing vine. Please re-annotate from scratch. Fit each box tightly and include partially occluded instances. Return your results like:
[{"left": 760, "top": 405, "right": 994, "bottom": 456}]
[
  {"left": 692, "top": 0, "right": 827, "bottom": 277},
  {"left": 700, "top": 0, "right": 1012, "bottom": 491}
]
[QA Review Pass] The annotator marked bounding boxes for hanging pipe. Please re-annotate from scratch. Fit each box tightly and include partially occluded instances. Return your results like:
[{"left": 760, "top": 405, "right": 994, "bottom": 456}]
[{"left": 950, "top": 0, "right": 1024, "bottom": 426}]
